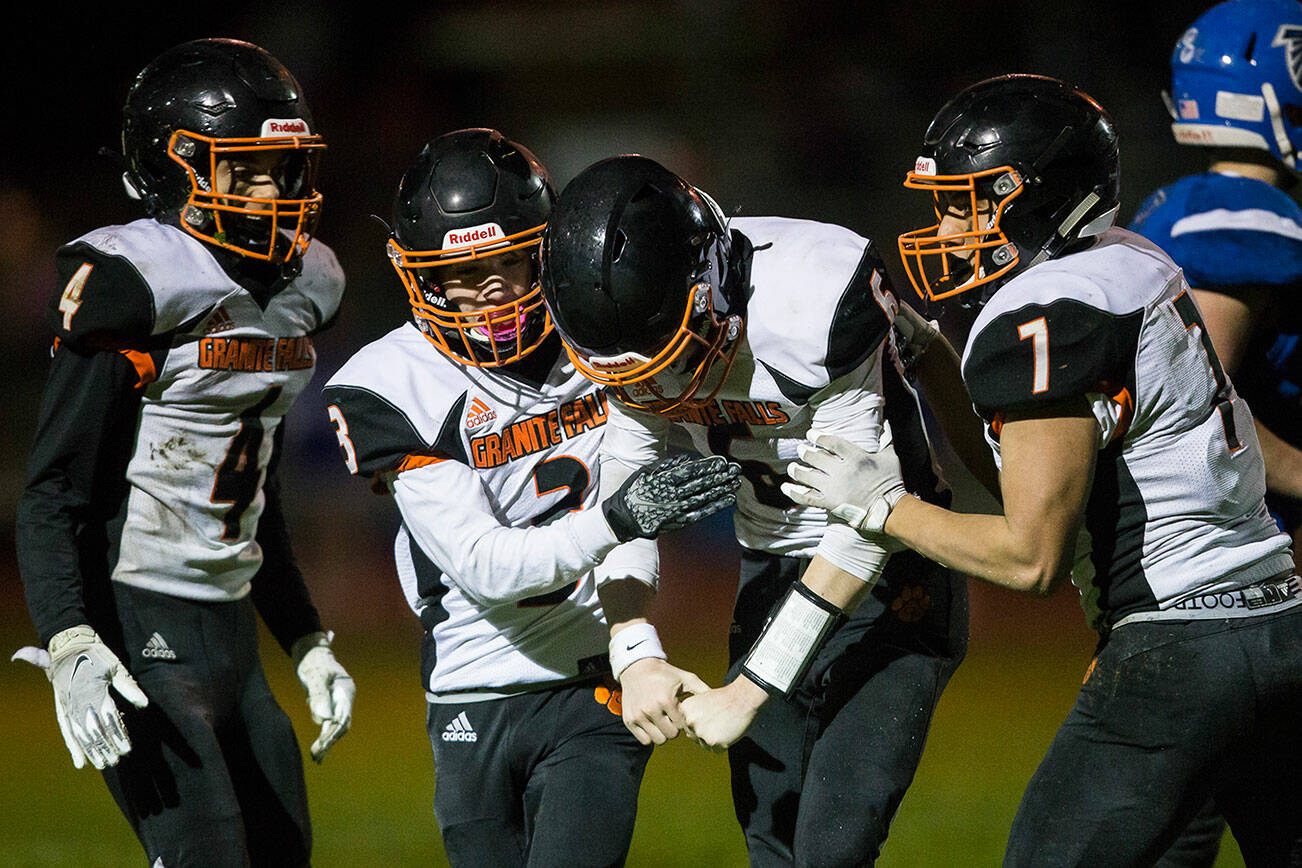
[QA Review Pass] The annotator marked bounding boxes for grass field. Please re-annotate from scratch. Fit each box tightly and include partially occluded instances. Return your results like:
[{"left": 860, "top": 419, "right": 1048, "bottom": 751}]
[{"left": 0, "top": 580, "right": 1246, "bottom": 867}]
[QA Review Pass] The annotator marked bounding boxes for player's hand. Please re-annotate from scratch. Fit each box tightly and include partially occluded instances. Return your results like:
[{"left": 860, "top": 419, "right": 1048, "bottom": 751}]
[
  {"left": 617, "top": 657, "right": 710, "bottom": 746},
  {"left": 781, "top": 425, "right": 908, "bottom": 534},
  {"left": 12, "top": 625, "right": 149, "bottom": 770},
  {"left": 681, "top": 675, "right": 769, "bottom": 752},
  {"left": 293, "top": 631, "right": 355, "bottom": 764},
  {"left": 602, "top": 454, "right": 741, "bottom": 542}
]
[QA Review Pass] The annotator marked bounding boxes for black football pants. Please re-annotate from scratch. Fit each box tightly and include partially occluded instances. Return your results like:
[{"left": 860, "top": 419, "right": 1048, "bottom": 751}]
[
  {"left": 428, "top": 678, "right": 652, "bottom": 867},
  {"left": 101, "top": 583, "right": 311, "bottom": 867},
  {"left": 727, "top": 548, "right": 968, "bottom": 868},
  {"left": 1005, "top": 606, "right": 1302, "bottom": 868}
]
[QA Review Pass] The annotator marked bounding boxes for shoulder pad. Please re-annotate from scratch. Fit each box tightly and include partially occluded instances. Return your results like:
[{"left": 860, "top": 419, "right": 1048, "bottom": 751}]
[
  {"left": 963, "top": 294, "right": 1143, "bottom": 415},
  {"left": 1130, "top": 174, "right": 1302, "bottom": 291},
  {"left": 293, "top": 238, "right": 347, "bottom": 332},
  {"left": 50, "top": 242, "right": 155, "bottom": 348},
  {"left": 740, "top": 217, "right": 894, "bottom": 390},
  {"left": 323, "top": 326, "right": 470, "bottom": 475}
]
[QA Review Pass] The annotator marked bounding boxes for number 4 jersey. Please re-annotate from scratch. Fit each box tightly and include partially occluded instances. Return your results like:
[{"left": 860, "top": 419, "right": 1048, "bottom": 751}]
[
  {"left": 323, "top": 329, "right": 635, "bottom": 696},
  {"left": 962, "top": 227, "right": 1294, "bottom": 629},
  {"left": 17, "top": 219, "right": 343, "bottom": 644}
]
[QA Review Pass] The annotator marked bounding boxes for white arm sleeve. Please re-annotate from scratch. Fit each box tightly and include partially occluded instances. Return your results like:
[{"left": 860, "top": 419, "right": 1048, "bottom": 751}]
[
  {"left": 808, "top": 348, "right": 895, "bottom": 585},
  {"left": 593, "top": 396, "right": 672, "bottom": 589},
  {"left": 391, "top": 459, "right": 623, "bottom": 607}
]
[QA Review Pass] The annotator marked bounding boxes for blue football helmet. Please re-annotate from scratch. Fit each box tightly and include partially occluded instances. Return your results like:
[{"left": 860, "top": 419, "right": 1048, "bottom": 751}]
[{"left": 1168, "top": 0, "right": 1302, "bottom": 168}]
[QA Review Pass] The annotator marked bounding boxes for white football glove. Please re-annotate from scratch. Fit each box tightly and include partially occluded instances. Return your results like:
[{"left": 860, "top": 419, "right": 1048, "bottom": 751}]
[
  {"left": 292, "top": 631, "right": 354, "bottom": 764},
  {"left": 12, "top": 624, "right": 149, "bottom": 770},
  {"left": 780, "top": 425, "right": 909, "bottom": 534}
]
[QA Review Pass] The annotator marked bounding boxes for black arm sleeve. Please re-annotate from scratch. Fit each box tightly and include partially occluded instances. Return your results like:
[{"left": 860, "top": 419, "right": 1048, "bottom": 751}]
[
  {"left": 16, "top": 344, "right": 145, "bottom": 646},
  {"left": 249, "top": 423, "right": 324, "bottom": 656}
]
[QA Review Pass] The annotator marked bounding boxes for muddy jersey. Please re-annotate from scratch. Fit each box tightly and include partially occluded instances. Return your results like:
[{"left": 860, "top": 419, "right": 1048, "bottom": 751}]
[
  {"left": 603, "top": 216, "right": 944, "bottom": 577},
  {"left": 48, "top": 220, "right": 341, "bottom": 599},
  {"left": 324, "top": 328, "right": 634, "bottom": 695},
  {"left": 962, "top": 228, "right": 1294, "bottom": 628}
]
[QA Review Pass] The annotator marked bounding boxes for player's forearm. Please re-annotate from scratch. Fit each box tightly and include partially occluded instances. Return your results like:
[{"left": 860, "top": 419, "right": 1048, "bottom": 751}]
[
  {"left": 1255, "top": 418, "right": 1302, "bottom": 501},
  {"left": 597, "top": 577, "right": 656, "bottom": 635},
  {"left": 414, "top": 505, "right": 623, "bottom": 606},
  {"left": 913, "top": 337, "right": 1001, "bottom": 499},
  {"left": 250, "top": 457, "right": 324, "bottom": 655},
  {"left": 17, "top": 347, "right": 142, "bottom": 645},
  {"left": 883, "top": 496, "right": 1072, "bottom": 595}
]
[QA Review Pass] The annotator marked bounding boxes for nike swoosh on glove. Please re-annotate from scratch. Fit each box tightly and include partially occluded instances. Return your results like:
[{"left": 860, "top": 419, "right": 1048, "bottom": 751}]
[
  {"left": 12, "top": 625, "right": 149, "bottom": 770},
  {"left": 602, "top": 454, "right": 742, "bottom": 542}
]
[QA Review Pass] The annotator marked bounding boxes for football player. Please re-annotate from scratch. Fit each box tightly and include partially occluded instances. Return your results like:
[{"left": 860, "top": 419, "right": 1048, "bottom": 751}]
[
  {"left": 321, "top": 129, "right": 739, "bottom": 866},
  {"left": 1131, "top": 0, "right": 1302, "bottom": 565},
  {"left": 538, "top": 155, "right": 967, "bottom": 866},
  {"left": 12, "top": 39, "right": 354, "bottom": 866},
  {"left": 785, "top": 74, "right": 1302, "bottom": 865},
  {"left": 1128, "top": 2, "right": 1302, "bottom": 862}
]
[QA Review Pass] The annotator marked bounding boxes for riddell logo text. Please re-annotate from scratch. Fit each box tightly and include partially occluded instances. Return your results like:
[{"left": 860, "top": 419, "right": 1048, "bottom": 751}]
[
  {"left": 263, "top": 118, "right": 309, "bottom": 135},
  {"left": 445, "top": 224, "right": 501, "bottom": 247}
]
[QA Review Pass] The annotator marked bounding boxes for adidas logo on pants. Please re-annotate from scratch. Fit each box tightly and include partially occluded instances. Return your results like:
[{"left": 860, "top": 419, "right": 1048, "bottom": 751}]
[{"left": 442, "top": 711, "right": 478, "bottom": 743}]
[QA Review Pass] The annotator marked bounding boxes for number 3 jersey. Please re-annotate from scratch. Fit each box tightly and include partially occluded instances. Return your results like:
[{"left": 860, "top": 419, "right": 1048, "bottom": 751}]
[
  {"left": 323, "top": 329, "right": 634, "bottom": 696},
  {"left": 17, "top": 219, "right": 344, "bottom": 645},
  {"left": 961, "top": 227, "right": 1295, "bottom": 629}
]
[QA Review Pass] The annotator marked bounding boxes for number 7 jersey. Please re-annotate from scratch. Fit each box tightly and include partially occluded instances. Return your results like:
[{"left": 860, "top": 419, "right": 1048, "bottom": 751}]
[{"left": 962, "top": 228, "right": 1294, "bottom": 629}]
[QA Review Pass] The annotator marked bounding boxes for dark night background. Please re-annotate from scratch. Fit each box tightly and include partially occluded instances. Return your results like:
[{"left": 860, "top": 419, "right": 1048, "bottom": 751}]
[
  {"left": 1, "top": 0, "right": 1212, "bottom": 629},
  {"left": 0, "top": 2, "right": 1248, "bottom": 863}
]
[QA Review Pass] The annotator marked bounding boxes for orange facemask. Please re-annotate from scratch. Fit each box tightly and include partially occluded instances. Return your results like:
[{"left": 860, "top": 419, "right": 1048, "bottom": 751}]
[
  {"left": 169, "top": 129, "right": 325, "bottom": 263},
  {"left": 897, "top": 165, "right": 1024, "bottom": 302},
  {"left": 564, "top": 282, "right": 743, "bottom": 416},
  {"left": 387, "top": 223, "right": 553, "bottom": 368}
]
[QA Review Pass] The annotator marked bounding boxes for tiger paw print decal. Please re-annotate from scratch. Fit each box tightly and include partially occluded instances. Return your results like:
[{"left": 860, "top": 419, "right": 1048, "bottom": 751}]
[
  {"left": 891, "top": 584, "right": 931, "bottom": 623},
  {"left": 594, "top": 679, "right": 624, "bottom": 716}
]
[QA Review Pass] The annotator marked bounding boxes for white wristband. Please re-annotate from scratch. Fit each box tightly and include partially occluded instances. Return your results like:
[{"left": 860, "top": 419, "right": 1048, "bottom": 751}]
[{"left": 608, "top": 623, "right": 666, "bottom": 680}]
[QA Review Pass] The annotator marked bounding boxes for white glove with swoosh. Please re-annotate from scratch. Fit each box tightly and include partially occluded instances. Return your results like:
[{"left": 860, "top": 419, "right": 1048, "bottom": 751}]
[{"left": 12, "top": 624, "right": 149, "bottom": 770}]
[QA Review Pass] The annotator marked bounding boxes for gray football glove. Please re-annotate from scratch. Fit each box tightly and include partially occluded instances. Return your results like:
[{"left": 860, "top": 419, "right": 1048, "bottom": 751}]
[
  {"left": 603, "top": 454, "right": 742, "bottom": 542},
  {"left": 781, "top": 426, "right": 909, "bottom": 534},
  {"left": 12, "top": 625, "right": 149, "bottom": 770}
]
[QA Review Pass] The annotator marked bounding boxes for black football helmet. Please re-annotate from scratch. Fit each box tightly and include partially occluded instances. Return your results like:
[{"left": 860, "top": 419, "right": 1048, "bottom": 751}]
[
  {"left": 898, "top": 74, "right": 1120, "bottom": 304},
  {"left": 388, "top": 129, "right": 555, "bottom": 367},
  {"left": 539, "top": 155, "right": 744, "bottom": 415},
  {"left": 121, "top": 38, "right": 325, "bottom": 263}
]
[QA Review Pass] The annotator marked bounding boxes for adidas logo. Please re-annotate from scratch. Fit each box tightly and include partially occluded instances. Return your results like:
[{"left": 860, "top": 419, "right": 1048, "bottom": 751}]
[
  {"left": 142, "top": 632, "right": 177, "bottom": 660},
  {"left": 465, "top": 398, "right": 497, "bottom": 430},
  {"left": 203, "top": 305, "right": 236, "bottom": 335},
  {"left": 441, "top": 711, "right": 478, "bottom": 743}
]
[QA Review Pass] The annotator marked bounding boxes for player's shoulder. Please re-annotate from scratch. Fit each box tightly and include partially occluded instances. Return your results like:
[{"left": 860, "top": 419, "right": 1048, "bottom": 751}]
[
  {"left": 735, "top": 215, "right": 893, "bottom": 389},
  {"left": 1130, "top": 172, "right": 1302, "bottom": 289},
  {"left": 291, "top": 236, "right": 346, "bottom": 326},
  {"left": 324, "top": 324, "right": 473, "bottom": 475},
  {"left": 963, "top": 230, "right": 1158, "bottom": 413},
  {"left": 53, "top": 218, "right": 243, "bottom": 346}
]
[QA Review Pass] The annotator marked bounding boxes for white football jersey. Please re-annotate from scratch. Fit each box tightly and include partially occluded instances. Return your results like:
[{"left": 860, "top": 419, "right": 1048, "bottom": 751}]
[
  {"left": 61, "top": 219, "right": 344, "bottom": 601},
  {"left": 602, "top": 216, "right": 925, "bottom": 576},
  {"left": 324, "top": 327, "right": 632, "bottom": 695},
  {"left": 963, "top": 228, "right": 1295, "bottom": 628}
]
